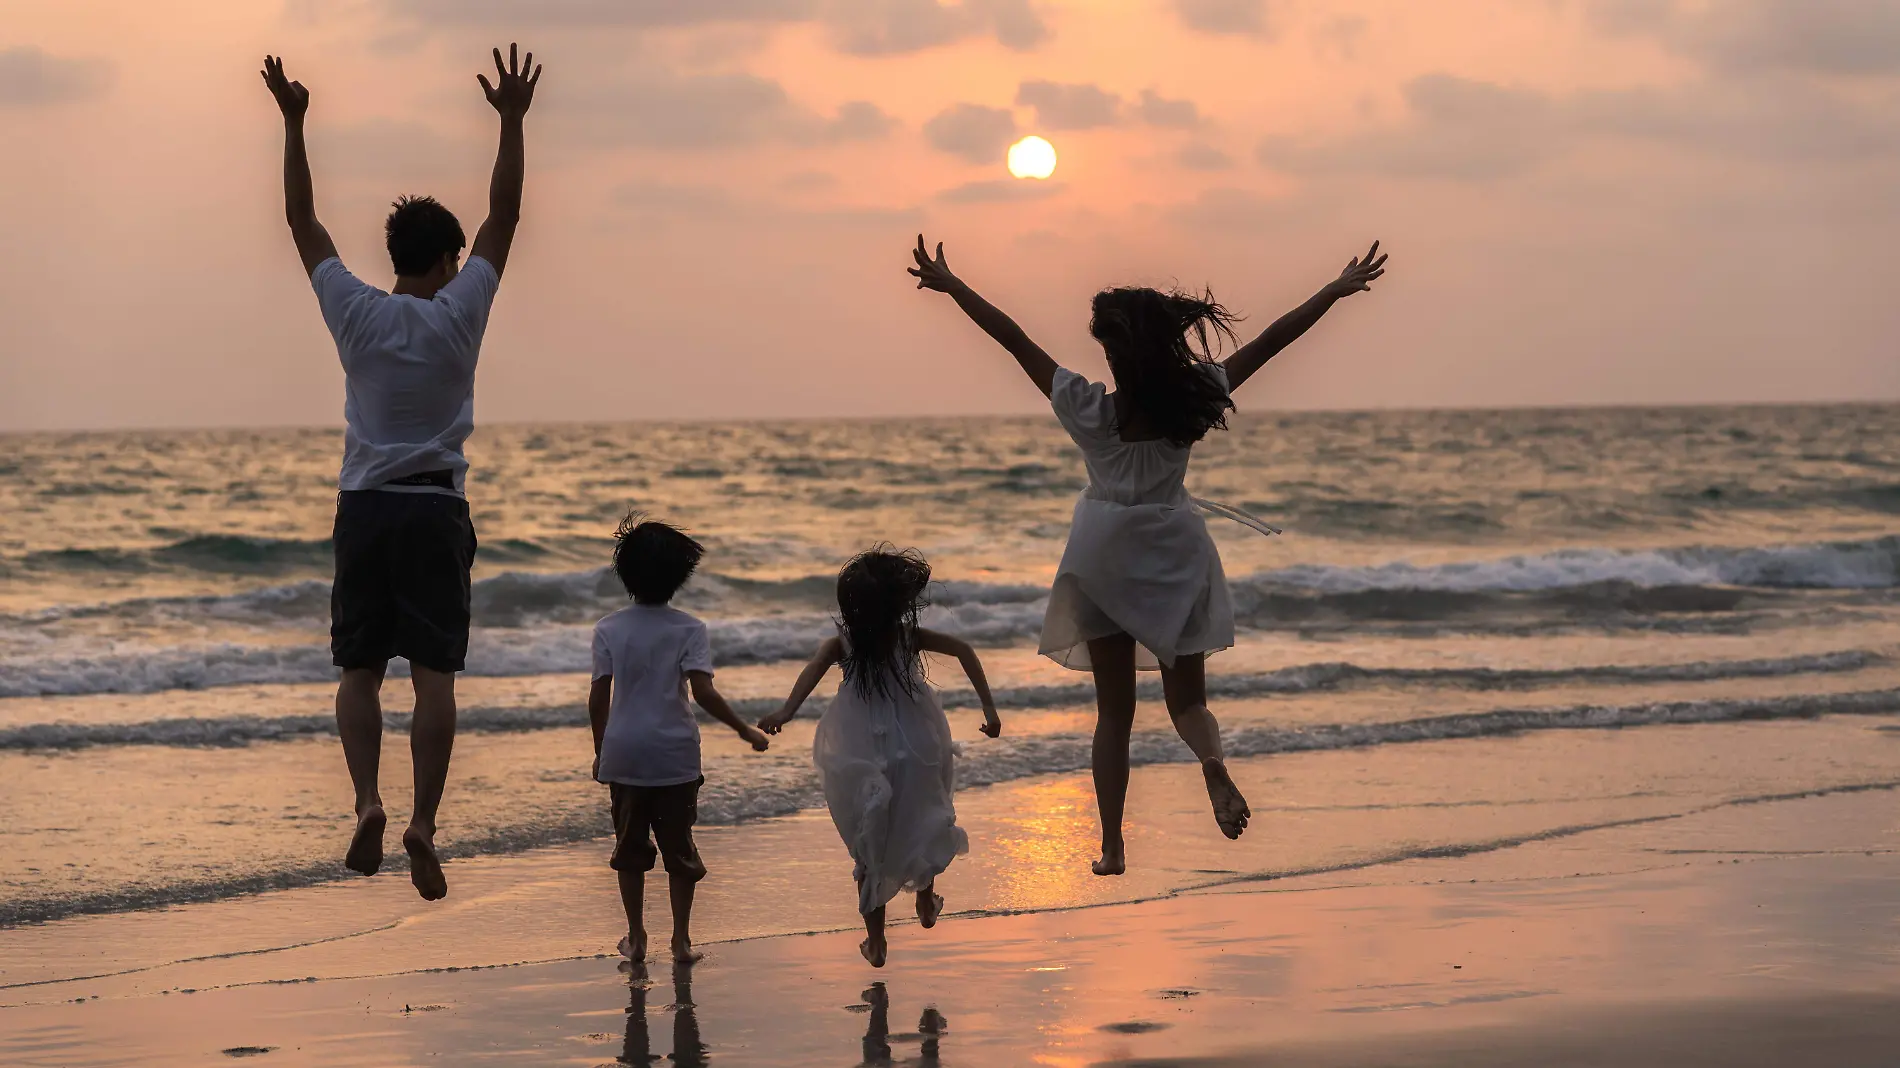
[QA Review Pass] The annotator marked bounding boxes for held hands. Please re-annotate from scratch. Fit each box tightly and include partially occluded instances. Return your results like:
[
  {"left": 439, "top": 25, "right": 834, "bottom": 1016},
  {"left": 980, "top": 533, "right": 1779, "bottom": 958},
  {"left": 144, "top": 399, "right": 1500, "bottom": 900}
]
[
  {"left": 908, "top": 235, "right": 960, "bottom": 293},
  {"left": 739, "top": 723, "right": 771, "bottom": 752},
  {"left": 1322, "top": 241, "right": 1387, "bottom": 300},
  {"left": 478, "top": 43, "right": 542, "bottom": 119},
  {"left": 757, "top": 707, "right": 793, "bottom": 735},
  {"left": 260, "top": 56, "right": 308, "bottom": 120}
]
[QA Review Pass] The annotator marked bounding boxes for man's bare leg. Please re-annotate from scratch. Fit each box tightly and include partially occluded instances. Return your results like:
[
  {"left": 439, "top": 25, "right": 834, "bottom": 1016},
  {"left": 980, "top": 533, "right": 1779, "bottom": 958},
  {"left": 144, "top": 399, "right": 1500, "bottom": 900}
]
[
  {"left": 668, "top": 871, "right": 704, "bottom": 963},
  {"left": 1087, "top": 634, "right": 1139, "bottom": 876},
  {"left": 1160, "top": 653, "right": 1250, "bottom": 839},
  {"left": 403, "top": 665, "right": 457, "bottom": 900},
  {"left": 336, "top": 664, "right": 388, "bottom": 875}
]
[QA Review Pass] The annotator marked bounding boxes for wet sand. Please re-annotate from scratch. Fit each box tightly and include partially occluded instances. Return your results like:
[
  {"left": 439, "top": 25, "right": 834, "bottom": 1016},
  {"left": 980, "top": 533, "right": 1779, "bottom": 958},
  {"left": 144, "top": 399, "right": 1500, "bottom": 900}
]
[{"left": 6, "top": 781, "right": 1898, "bottom": 1067}]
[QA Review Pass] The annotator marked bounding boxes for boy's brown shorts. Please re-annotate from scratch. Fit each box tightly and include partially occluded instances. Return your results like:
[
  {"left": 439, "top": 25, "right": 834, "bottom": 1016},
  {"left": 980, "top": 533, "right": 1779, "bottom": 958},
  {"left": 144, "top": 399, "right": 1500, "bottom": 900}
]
[{"left": 609, "top": 778, "right": 707, "bottom": 882}]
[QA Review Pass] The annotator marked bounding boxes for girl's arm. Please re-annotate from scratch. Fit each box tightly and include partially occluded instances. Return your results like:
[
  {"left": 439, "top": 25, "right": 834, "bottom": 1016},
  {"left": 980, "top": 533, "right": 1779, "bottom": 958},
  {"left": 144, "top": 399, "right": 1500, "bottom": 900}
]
[
  {"left": 909, "top": 235, "right": 1058, "bottom": 398},
  {"left": 1222, "top": 241, "right": 1387, "bottom": 392},
  {"left": 759, "top": 636, "right": 843, "bottom": 734},
  {"left": 916, "top": 628, "right": 1001, "bottom": 738}
]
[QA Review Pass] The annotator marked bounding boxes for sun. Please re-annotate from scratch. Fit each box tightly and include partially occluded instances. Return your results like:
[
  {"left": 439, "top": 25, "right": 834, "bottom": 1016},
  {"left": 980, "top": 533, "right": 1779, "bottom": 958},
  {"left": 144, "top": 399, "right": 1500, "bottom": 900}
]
[{"left": 1007, "top": 136, "right": 1057, "bottom": 179}]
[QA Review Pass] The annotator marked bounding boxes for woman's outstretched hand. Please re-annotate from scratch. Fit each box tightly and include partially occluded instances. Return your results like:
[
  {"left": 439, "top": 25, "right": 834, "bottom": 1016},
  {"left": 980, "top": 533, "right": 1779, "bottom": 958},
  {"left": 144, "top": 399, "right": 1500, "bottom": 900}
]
[
  {"left": 908, "top": 235, "right": 960, "bottom": 292},
  {"left": 980, "top": 710, "right": 1002, "bottom": 739},
  {"left": 1323, "top": 241, "right": 1387, "bottom": 299},
  {"left": 758, "top": 708, "right": 791, "bottom": 735}
]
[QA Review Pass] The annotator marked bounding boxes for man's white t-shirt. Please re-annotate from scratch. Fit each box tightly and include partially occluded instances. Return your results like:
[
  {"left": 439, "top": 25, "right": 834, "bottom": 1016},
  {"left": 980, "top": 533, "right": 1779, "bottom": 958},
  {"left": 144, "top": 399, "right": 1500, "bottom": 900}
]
[
  {"left": 311, "top": 256, "right": 501, "bottom": 498},
  {"left": 591, "top": 604, "right": 714, "bottom": 787}
]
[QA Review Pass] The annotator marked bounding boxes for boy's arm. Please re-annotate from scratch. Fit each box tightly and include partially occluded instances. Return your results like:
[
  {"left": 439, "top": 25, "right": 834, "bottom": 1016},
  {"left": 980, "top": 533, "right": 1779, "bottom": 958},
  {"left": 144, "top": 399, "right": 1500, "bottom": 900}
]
[
  {"left": 587, "top": 676, "right": 611, "bottom": 780},
  {"left": 916, "top": 628, "right": 1001, "bottom": 737},
  {"left": 1221, "top": 241, "right": 1387, "bottom": 391},
  {"left": 260, "top": 56, "right": 338, "bottom": 276},
  {"left": 688, "top": 672, "right": 770, "bottom": 752},
  {"left": 908, "top": 235, "right": 1058, "bottom": 398},
  {"left": 760, "top": 637, "right": 842, "bottom": 733},
  {"left": 467, "top": 44, "right": 542, "bottom": 279}
]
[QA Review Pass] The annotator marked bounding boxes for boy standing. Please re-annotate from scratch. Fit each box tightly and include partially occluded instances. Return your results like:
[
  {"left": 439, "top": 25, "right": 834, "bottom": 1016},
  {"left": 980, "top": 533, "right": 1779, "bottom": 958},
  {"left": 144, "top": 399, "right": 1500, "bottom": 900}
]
[{"left": 590, "top": 517, "right": 770, "bottom": 967}]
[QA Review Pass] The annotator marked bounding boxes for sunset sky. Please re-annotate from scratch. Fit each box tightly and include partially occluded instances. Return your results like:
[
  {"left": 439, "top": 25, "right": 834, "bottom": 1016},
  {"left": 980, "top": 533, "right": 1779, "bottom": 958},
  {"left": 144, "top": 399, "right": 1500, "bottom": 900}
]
[{"left": 3, "top": 0, "right": 1897, "bottom": 430}]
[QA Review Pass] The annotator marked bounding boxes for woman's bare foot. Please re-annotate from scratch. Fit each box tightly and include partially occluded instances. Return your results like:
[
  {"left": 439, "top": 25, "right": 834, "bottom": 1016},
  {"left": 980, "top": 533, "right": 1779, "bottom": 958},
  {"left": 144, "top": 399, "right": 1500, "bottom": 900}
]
[
  {"left": 344, "top": 804, "right": 385, "bottom": 876},
  {"left": 1092, "top": 841, "right": 1126, "bottom": 876},
  {"left": 1202, "top": 759, "right": 1250, "bottom": 840},
  {"left": 859, "top": 936, "right": 887, "bottom": 968},
  {"left": 402, "top": 826, "right": 448, "bottom": 900},
  {"left": 618, "top": 932, "right": 647, "bottom": 962},
  {"left": 671, "top": 936, "right": 704, "bottom": 964},
  {"left": 917, "top": 889, "right": 944, "bottom": 929}
]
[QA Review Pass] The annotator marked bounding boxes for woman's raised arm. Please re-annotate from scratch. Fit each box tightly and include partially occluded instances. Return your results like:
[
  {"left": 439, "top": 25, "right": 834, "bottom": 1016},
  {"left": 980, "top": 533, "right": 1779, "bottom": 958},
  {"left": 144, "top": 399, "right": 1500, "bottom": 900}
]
[
  {"left": 1222, "top": 241, "right": 1387, "bottom": 392},
  {"left": 909, "top": 235, "right": 1058, "bottom": 398}
]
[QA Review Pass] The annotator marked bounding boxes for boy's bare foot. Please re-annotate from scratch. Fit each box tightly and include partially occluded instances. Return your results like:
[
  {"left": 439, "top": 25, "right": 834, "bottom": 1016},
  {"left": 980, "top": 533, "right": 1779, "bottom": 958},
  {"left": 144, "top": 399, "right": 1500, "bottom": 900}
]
[
  {"left": 1092, "top": 842, "right": 1126, "bottom": 876},
  {"left": 1202, "top": 759, "right": 1250, "bottom": 840},
  {"left": 344, "top": 804, "right": 385, "bottom": 876},
  {"left": 917, "top": 889, "right": 944, "bottom": 929},
  {"left": 859, "top": 936, "right": 887, "bottom": 968},
  {"left": 671, "top": 936, "right": 704, "bottom": 965},
  {"left": 402, "top": 826, "right": 448, "bottom": 900},
  {"left": 618, "top": 932, "right": 647, "bottom": 963}
]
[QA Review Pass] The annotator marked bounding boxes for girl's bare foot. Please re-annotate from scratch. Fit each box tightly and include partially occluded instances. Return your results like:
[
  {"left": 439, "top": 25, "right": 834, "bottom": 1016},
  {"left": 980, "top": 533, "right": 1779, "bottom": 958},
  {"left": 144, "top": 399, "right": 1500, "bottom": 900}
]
[
  {"left": 859, "top": 936, "right": 887, "bottom": 968},
  {"left": 345, "top": 804, "right": 385, "bottom": 876},
  {"left": 403, "top": 826, "right": 448, "bottom": 900},
  {"left": 1092, "top": 842, "right": 1126, "bottom": 876},
  {"left": 917, "top": 889, "right": 944, "bottom": 929},
  {"left": 1202, "top": 759, "right": 1250, "bottom": 840},
  {"left": 671, "top": 936, "right": 704, "bottom": 964}
]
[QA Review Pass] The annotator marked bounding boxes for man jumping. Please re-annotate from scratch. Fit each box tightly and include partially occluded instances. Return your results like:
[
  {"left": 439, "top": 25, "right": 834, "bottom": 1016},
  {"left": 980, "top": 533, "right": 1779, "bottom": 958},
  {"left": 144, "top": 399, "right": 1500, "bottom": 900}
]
[{"left": 262, "top": 45, "right": 542, "bottom": 900}]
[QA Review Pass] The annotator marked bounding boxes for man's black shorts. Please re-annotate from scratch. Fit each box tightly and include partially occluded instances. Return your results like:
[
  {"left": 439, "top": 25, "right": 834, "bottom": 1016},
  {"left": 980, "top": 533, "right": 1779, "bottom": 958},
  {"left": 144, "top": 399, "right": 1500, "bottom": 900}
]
[
  {"left": 331, "top": 490, "right": 478, "bottom": 673},
  {"left": 609, "top": 778, "right": 707, "bottom": 881}
]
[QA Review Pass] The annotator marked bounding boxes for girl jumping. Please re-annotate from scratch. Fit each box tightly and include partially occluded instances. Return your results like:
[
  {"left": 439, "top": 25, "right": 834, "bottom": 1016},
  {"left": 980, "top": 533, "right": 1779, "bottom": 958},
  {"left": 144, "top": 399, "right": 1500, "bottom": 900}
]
[
  {"left": 907, "top": 235, "right": 1387, "bottom": 875},
  {"left": 759, "top": 547, "right": 1002, "bottom": 966}
]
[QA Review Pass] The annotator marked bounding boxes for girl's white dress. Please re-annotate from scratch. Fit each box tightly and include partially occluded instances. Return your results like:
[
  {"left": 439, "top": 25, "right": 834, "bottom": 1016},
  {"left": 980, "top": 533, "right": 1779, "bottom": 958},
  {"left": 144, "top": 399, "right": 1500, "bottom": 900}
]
[
  {"left": 1039, "top": 365, "right": 1238, "bottom": 671},
  {"left": 813, "top": 653, "right": 968, "bottom": 916}
]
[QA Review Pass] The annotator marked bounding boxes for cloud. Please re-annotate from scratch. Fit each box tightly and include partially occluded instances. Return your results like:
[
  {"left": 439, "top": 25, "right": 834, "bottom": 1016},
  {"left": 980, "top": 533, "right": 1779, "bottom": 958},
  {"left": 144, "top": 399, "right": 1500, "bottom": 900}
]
[
  {"left": 1590, "top": 0, "right": 1900, "bottom": 77},
  {"left": 613, "top": 176, "right": 919, "bottom": 226},
  {"left": 317, "top": 118, "right": 489, "bottom": 182},
  {"left": 389, "top": 0, "right": 1047, "bottom": 55},
  {"left": 1261, "top": 74, "right": 1556, "bottom": 181},
  {"left": 923, "top": 102, "right": 1018, "bottom": 163},
  {"left": 1173, "top": 0, "right": 1272, "bottom": 36},
  {"left": 937, "top": 178, "right": 1064, "bottom": 203},
  {"left": 0, "top": 46, "right": 113, "bottom": 108},
  {"left": 567, "top": 70, "right": 894, "bottom": 148},
  {"left": 1015, "top": 80, "right": 1121, "bottom": 130},
  {"left": 1135, "top": 88, "right": 1199, "bottom": 128},
  {"left": 1176, "top": 142, "right": 1234, "bottom": 171}
]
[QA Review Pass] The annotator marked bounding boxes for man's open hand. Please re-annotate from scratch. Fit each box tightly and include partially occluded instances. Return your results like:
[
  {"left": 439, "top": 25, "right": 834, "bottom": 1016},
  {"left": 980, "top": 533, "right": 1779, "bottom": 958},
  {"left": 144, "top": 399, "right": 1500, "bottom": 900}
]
[
  {"left": 260, "top": 55, "right": 308, "bottom": 120},
  {"left": 478, "top": 43, "right": 541, "bottom": 119}
]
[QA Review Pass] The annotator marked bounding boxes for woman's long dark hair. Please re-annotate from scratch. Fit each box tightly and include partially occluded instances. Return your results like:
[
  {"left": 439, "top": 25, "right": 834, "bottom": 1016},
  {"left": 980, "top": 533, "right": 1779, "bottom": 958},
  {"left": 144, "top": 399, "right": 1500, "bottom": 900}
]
[
  {"left": 837, "top": 546, "right": 933, "bottom": 702},
  {"left": 1089, "top": 286, "right": 1240, "bottom": 447}
]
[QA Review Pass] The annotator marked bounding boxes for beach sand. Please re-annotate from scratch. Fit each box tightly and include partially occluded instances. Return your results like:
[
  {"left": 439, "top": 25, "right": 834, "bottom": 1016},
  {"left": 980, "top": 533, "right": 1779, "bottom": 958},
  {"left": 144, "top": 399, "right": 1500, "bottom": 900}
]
[{"left": 6, "top": 730, "right": 1899, "bottom": 1067}]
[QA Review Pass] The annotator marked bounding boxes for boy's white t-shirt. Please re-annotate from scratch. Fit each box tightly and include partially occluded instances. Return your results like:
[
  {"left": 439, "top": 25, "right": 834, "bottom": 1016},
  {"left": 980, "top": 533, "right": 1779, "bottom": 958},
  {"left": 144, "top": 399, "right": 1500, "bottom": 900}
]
[
  {"left": 310, "top": 256, "right": 501, "bottom": 497},
  {"left": 591, "top": 604, "right": 713, "bottom": 787}
]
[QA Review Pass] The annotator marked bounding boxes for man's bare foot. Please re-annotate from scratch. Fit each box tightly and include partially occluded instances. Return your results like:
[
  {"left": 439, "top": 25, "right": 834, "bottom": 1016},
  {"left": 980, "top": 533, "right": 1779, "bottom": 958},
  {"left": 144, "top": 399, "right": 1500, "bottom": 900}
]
[
  {"left": 671, "top": 936, "right": 704, "bottom": 964},
  {"left": 618, "top": 932, "right": 647, "bottom": 963},
  {"left": 402, "top": 826, "right": 448, "bottom": 901},
  {"left": 859, "top": 936, "right": 887, "bottom": 968},
  {"left": 917, "top": 889, "right": 944, "bottom": 929},
  {"left": 1202, "top": 759, "right": 1251, "bottom": 840},
  {"left": 1092, "top": 842, "right": 1126, "bottom": 876},
  {"left": 345, "top": 804, "right": 385, "bottom": 876}
]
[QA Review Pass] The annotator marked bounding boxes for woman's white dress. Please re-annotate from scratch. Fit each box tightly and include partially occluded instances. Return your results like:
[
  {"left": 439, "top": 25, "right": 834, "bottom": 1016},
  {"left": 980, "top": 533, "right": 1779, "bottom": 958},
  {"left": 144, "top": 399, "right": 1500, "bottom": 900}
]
[
  {"left": 813, "top": 656, "right": 968, "bottom": 916},
  {"left": 1039, "top": 365, "right": 1237, "bottom": 671}
]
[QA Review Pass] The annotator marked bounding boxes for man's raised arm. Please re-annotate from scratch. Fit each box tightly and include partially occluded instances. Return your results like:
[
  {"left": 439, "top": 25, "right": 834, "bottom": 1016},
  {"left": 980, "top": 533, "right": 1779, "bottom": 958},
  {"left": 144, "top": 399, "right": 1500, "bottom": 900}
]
[
  {"left": 261, "top": 56, "right": 338, "bottom": 276},
  {"left": 468, "top": 44, "right": 542, "bottom": 279}
]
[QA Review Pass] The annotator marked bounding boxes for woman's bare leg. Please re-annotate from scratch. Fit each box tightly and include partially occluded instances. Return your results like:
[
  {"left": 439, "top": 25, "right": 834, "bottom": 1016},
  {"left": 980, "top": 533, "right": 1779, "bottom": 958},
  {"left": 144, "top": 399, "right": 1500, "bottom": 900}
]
[
  {"left": 916, "top": 881, "right": 944, "bottom": 928},
  {"left": 1087, "top": 634, "right": 1139, "bottom": 875},
  {"left": 860, "top": 901, "right": 888, "bottom": 968},
  {"left": 1160, "top": 653, "right": 1249, "bottom": 839}
]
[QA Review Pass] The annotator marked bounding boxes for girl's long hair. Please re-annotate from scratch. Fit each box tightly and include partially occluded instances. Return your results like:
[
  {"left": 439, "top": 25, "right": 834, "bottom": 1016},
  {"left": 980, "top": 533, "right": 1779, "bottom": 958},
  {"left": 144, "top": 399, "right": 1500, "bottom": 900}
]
[
  {"left": 1089, "top": 286, "right": 1240, "bottom": 447},
  {"left": 836, "top": 545, "right": 932, "bottom": 702}
]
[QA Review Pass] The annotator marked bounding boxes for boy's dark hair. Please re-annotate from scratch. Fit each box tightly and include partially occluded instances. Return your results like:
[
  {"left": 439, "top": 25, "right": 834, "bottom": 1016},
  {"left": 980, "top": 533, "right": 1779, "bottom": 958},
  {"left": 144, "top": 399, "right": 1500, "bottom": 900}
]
[
  {"left": 385, "top": 195, "right": 466, "bottom": 277},
  {"left": 1090, "top": 286, "right": 1240, "bottom": 448},
  {"left": 611, "top": 514, "right": 706, "bottom": 604},
  {"left": 836, "top": 545, "right": 932, "bottom": 703}
]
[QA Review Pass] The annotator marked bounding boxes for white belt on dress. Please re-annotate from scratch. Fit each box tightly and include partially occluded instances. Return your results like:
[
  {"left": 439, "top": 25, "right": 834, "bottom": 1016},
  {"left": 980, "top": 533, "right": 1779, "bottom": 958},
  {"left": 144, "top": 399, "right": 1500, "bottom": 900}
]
[{"left": 1191, "top": 497, "right": 1282, "bottom": 537}]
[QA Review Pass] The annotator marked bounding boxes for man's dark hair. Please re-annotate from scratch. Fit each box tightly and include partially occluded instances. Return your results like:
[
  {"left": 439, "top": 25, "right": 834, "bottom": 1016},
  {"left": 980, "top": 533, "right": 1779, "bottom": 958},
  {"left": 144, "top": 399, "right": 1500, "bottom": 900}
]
[
  {"left": 611, "top": 514, "right": 706, "bottom": 604},
  {"left": 385, "top": 195, "right": 466, "bottom": 277}
]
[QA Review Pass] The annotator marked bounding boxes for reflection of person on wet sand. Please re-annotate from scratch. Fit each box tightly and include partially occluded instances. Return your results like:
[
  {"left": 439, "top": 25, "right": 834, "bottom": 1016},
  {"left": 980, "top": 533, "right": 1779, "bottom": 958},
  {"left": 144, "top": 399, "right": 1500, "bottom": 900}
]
[
  {"left": 618, "top": 961, "right": 707, "bottom": 1068},
  {"left": 856, "top": 982, "right": 946, "bottom": 1068}
]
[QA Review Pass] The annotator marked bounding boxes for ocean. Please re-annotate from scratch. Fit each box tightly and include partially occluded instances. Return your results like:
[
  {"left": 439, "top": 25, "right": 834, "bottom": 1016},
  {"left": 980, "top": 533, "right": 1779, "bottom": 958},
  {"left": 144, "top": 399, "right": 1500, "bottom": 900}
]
[{"left": 5, "top": 403, "right": 1900, "bottom": 950}]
